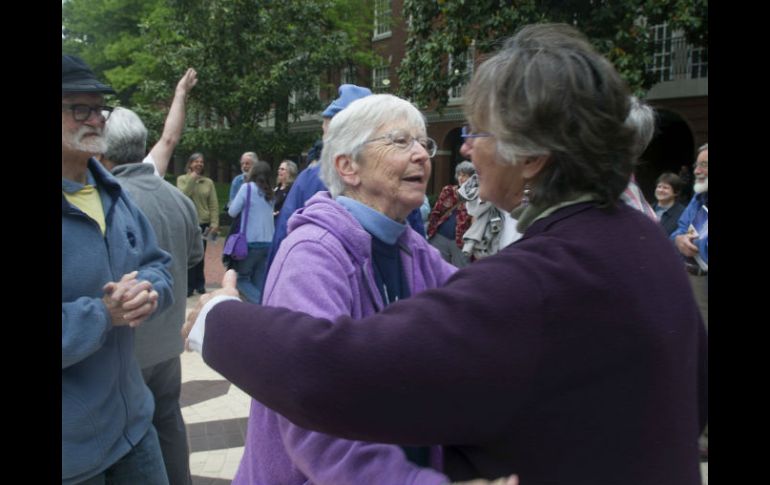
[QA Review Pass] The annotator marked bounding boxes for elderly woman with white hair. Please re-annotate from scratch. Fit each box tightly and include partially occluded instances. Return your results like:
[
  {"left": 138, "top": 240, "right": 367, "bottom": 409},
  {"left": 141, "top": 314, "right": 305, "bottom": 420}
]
[
  {"left": 186, "top": 23, "right": 707, "bottom": 485},
  {"left": 214, "top": 94, "right": 457, "bottom": 484}
]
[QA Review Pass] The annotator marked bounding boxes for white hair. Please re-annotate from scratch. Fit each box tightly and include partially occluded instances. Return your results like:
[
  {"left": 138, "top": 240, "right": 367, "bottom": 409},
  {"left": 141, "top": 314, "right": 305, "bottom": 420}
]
[
  {"left": 320, "top": 94, "right": 427, "bottom": 197},
  {"left": 624, "top": 96, "right": 656, "bottom": 159},
  {"left": 104, "top": 107, "right": 148, "bottom": 165}
]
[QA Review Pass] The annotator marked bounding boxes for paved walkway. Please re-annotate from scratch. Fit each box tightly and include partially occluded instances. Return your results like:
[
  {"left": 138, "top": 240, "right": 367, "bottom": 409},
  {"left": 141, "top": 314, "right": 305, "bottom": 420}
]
[
  {"left": 181, "top": 238, "right": 709, "bottom": 484},
  {"left": 183, "top": 239, "right": 250, "bottom": 484}
]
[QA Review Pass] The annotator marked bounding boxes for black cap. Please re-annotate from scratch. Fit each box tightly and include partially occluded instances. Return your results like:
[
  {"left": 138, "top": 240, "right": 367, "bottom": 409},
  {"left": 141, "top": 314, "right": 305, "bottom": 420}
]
[{"left": 62, "top": 54, "right": 116, "bottom": 94}]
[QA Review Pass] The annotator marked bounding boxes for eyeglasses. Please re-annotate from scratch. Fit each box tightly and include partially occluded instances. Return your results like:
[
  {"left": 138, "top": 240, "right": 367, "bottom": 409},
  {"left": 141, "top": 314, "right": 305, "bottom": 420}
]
[
  {"left": 363, "top": 130, "right": 438, "bottom": 158},
  {"left": 693, "top": 160, "right": 708, "bottom": 169},
  {"left": 62, "top": 104, "right": 114, "bottom": 122},
  {"left": 461, "top": 125, "right": 493, "bottom": 140}
]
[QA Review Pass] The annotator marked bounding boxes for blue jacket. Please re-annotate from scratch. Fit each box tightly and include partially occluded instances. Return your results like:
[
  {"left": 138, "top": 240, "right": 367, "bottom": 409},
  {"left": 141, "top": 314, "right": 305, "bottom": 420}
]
[
  {"left": 229, "top": 173, "right": 246, "bottom": 204},
  {"left": 62, "top": 158, "right": 173, "bottom": 484},
  {"left": 671, "top": 192, "right": 708, "bottom": 265}
]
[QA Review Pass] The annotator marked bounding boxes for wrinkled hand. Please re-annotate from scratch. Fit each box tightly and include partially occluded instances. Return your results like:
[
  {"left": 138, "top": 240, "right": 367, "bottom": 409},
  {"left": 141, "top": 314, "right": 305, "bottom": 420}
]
[
  {"left": 182, "top": 269, "right": 240, "bottom": 350},
  {"left": 176, "top": 68, "right": 198, "bottom": 96},
  {"left": 451, "top": 475, "right": 518, "bottom": 485},
  {"left": 674, "top": 233, "right": 699, "bottom": 258},
  {"left": 103, "top": 271, "right": 159, "bottom": 327}
]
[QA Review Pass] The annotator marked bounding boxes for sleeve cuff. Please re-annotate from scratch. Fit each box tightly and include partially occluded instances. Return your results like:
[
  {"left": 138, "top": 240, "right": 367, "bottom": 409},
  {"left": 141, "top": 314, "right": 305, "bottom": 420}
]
[{"left": 188, "top": 294, "right": 241, "bottom": 353}]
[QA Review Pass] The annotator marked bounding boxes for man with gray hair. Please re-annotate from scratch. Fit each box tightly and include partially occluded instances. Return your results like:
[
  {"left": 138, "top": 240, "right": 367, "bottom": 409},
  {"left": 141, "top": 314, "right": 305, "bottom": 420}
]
[
  {"left": 101, "top": 105, "right": 204, "bottom": 485},
  {"left": 228, "top": 151, "right": 258, "bottom": 207},
  {"left": 671, "top": 142, "right": 708, "bottom": 461},
  {"left": 672, "top": 142, "right": 708, "bottom": 330}
]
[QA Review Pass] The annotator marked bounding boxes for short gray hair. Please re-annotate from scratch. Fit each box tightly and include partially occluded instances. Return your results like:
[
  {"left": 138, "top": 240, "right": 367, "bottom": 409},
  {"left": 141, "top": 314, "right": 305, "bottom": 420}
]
[
  {"left": 242, "top": 151, "right": 259, "bottom": 163},
  {"left": 104, "top": 107, "right": 147, "bottom": 165},
  {"left": 463, "top": 23, "right": 635, "bottom": 208},
  {"left": 625, "top": 96, "right": 656, "bottom": 159},
  {"left": 698, "top": 143, "right": 708, "bottom": 153},
  {"left": 320, "top": 94, "right": 427, "bottom": 198},
  {"left": 455, "top": 161, "right": 476, "bottom": 180}
]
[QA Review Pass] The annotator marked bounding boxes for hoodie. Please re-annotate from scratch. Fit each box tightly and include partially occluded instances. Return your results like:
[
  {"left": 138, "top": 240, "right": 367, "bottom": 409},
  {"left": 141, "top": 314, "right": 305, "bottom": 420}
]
[{"left": 233, "top": 191, "right": 456, "bottom": 485}]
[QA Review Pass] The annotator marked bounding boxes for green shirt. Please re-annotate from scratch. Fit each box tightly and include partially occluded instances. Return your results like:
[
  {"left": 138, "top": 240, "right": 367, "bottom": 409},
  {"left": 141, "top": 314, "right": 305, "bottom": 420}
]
[{"left": 177, "top": 174, "right": 219, "bottom": 226}]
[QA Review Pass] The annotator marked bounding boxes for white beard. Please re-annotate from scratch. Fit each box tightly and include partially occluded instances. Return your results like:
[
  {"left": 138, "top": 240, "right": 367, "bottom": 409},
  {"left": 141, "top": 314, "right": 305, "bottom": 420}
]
[
  {"left": 693, "top": 178, "right": 708, "bottom": 194},
  {"left": 63, "top": 125, "right": 107, "bottom": 155}
]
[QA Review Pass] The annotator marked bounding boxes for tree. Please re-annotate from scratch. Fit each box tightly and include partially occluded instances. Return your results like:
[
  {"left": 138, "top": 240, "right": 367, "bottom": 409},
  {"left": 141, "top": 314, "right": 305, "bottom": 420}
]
[
  {"left": 398, "top": 0, "right": 708, "bottom": 111},
  {"left": 62, "top": 0, "right": 375, "bottom": 167},
  {"left": 153, "top": 0, "right": 376, "bottom": 162},
  {"left": 62, "top": 0, "right": 171, "bottom": 106}
]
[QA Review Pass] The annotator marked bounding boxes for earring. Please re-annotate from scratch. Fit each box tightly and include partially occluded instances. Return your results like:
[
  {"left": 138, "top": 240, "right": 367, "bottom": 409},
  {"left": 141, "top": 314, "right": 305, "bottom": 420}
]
[{"left": 521, "top": 183, "right": 532, "bottom": 208}]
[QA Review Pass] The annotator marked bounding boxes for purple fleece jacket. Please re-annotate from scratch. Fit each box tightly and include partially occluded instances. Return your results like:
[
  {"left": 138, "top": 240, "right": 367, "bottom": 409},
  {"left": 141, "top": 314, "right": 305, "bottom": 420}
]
[
  {"left": 232, "top": 192, "right": 456, "bottom": 485},
  {"left": 206, "top": 202, "right": 707, "bottom": 484}
]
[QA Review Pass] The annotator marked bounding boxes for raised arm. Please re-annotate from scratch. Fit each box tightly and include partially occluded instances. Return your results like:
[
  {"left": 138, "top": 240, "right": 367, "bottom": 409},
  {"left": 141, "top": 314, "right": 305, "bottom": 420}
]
[{"left": 146, "top": 68, "right": 198, "bottom": 177}]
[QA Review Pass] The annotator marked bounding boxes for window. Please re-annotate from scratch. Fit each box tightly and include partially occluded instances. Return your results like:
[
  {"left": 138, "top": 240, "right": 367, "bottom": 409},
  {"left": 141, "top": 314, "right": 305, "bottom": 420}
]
[
  {"left": 448, "top": 47, "right": 475, "bottom": 101},
  {"left": 372, "top": 65, "right": 390, "bottom": 93},
  {"left": 373, "top": 0, "right": 391, "bottom": 39},
  {"left": 649, "top": 22, "right": 708, "bottom": 83},
  {"left": 341, "top": 65, "right": 357, "bottom": 85}
]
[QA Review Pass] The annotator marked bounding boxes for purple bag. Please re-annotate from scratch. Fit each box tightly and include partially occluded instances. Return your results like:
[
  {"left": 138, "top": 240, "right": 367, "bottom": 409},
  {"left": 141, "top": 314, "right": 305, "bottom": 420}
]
[
  {"left": 223, "top": 184, "right": 251, "bottom": 261},
  {"left": 223, "top": 232, "right": 248, "bottom": 260}
]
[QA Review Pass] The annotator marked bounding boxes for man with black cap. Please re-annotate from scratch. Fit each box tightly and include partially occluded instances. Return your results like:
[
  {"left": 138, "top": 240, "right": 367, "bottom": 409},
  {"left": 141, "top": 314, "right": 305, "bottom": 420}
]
[{"left": 62, "top": 54, "right": 173, "bottom": 484}]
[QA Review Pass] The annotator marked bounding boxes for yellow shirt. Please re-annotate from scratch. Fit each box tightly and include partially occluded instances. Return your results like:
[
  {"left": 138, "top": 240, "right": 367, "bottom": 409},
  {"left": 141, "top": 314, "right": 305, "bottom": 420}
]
[{"left": 63, "top": 185, "right": 106, "bottom": 235}]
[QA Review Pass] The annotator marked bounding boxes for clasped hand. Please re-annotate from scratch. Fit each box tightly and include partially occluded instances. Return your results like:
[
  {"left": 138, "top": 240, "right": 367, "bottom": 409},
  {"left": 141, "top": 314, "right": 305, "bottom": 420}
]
[{"left": 102, "top": 271, "right": 159, "bottom": 327}]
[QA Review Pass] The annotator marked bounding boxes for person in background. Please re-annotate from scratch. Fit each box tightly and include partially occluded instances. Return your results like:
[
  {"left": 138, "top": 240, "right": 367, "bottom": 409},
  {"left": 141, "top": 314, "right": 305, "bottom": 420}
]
[
  {"left": 273, "top": 159, "right": 298, "bottom": 219},
  {"left": 457, "top": 173, "right": 505, "bottom": 260},
  {"left": 229, "top": 152, "right": 258, "bottom": 208},
  {"left": 672, "top": 143, "right": 708, "bottom": 329},
  {"left": 678, "top": 163, "right": 695, "bottom": 204},
  {"left": 141, "top": 68, "right": 198, "bottom": 177},
  {"left": 671, "top": 142, "right": 709, "bottom": 461},
  {"left": 62, "top": 54, "right": 173, "bottom": 485},
  {"left": 101, "top": 106, "right": 203, "bottom": 485},
  {"left": 184, "top": 23, "right": 707, "bottom": 485},
  {"left": 426, "top": 161, "right": 476, "bottom": 267},
  {"left": 227, "top": 161, "right": 276, "bottom": 304},
  {"left": 177, "top": 152, "right": 219, "bottom": 296},
  {"left": 653, "top": 172, "right": 686, "bottom": 236},
  {"left": 620, "top": 96, "right": 657, "bottom": 220}
]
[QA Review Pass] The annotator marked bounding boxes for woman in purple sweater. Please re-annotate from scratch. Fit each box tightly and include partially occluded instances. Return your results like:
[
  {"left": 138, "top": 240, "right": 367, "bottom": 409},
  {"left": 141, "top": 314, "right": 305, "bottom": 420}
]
[
  {"left": 212, "top": 94, "right": 456, "bottom": 484},
  {"left": 186, "top": 23, "right": 707, "bottom": 485}
]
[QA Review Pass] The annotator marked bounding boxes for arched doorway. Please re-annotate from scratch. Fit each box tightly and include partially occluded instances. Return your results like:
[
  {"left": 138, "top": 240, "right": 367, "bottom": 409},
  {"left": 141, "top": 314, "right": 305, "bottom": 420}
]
[
  {"left": 433, "top": 126, "right": 468, "bottom": 189},
  {"left": 636, "top": 109, "right": 695, "bottom": 203}
]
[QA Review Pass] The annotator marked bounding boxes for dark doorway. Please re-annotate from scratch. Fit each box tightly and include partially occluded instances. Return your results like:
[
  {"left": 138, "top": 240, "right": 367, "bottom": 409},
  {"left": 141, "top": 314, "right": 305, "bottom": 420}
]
[{"left": 635, "top": 109, "right": 695, "bottom": 203}]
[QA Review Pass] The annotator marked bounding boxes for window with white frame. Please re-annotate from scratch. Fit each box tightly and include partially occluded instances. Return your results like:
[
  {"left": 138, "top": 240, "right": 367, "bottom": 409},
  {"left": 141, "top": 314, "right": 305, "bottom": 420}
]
[
  {"left": 372, "top": 65, "right": 390, "bottom": 93},
  {"left": 448, "top": 47, "right": 475, "bottom": 101},
  {"left": 649, "top": 22, "right": 708, "bottom": 83},
  {"left": 341, "top": 65, "right": 357, "bottom": 85},
  {"left": 289, "top": 82, "right": 320, "bottom": 114},
  {"left": 373, "top": 0, "right": 391, "bottom": 39}
]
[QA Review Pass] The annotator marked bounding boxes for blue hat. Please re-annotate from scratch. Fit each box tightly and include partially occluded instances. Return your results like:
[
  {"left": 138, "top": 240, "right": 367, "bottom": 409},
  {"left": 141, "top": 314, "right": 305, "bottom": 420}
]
[
  {"left": 62, "top": 55, "right": 116, "bottom": 94},
  {"left": 322, "top": 84, "right": 372, "bottom": 118}
]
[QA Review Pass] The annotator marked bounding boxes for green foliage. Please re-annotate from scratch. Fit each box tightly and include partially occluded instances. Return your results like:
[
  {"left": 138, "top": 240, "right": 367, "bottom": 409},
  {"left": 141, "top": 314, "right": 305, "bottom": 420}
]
[
  {"left": 398, "top": 0, "right": 708, "bottom": 110},
  {"left": 62, "top": 0, "right": 371, "bottom": 172}
]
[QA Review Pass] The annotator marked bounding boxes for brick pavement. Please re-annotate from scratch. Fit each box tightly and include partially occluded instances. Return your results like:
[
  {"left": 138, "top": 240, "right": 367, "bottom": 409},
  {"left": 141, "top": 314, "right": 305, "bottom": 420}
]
[{"left": 203, "top": 236, "right": 226, "bottom": 290}]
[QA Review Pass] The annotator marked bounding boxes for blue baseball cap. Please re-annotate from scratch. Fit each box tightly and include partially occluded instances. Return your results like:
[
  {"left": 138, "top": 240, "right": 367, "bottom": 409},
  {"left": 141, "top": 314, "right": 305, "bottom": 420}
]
[{"left": 321, "top": 84, "right": 372, "bottom": 118}]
